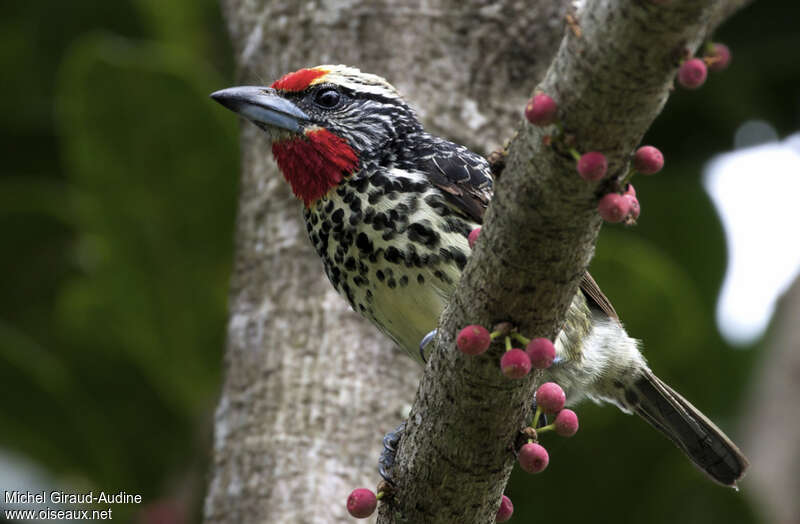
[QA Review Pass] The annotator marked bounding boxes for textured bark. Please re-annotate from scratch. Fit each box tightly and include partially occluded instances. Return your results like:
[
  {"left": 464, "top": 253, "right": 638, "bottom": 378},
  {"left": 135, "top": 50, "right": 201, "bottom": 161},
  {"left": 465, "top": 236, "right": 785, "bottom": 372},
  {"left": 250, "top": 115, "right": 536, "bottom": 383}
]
[
  {"left": 205, "top": 1, "right": 752, "bottom": 523},
  {"left": 205, "top": 1, "right": 570, "bottom": 523},
  {"left": 742, "top": 277, "right": 800, "bottom": 524},
  {"left": 383, "top": 1, "right": 754, "bottom": 522}
]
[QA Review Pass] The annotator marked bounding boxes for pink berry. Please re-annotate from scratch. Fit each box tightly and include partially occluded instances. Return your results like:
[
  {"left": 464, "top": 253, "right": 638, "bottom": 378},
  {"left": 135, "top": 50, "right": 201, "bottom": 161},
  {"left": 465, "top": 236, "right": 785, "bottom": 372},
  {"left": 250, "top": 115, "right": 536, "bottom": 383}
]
[
  {"left": 577, "top": 152, "right": 608, "bottom": 181},
  {"left": 536, "top": 382, "right": 566, "bottom": 413},
  {"left": 633, "top": 145, "right": 664, "bottom": 175},
  {"left": 346, "top": 488, "right": 377, "bottom": 518},
  {"left": 525, "top": 338, "right": 556, "bottom": 369},
  {"left": 677, "top": 58, "right": 707, "bottom": 89},
  {"left": 524, "top": 93, "right": 558, "bottom": 126},
  {"left": 500, "top": 349, "right": 532, "bottom": 379},
  {"left": 518, "top": 442, "right": 549, "bottom": 473},
  {"left": 468, "top": 227, "right": 481, "bottom": 249},
  {"left": 707, "top": 43, "right": 731, "bottom": 72},
  {"left": 597, "top": 193, "right": 631, "bottom": 223},
  {"left": 496, "top": 495, "right": 514, "bottom": 522},
  {"left": 624, "top": 183, "right": 636, "bottom": 197},
  {"left": 624, "top": 194, "right": 640, "bottom": 220},
  {"left": 554, "top": 409, "right": 580, "bottom": 437},
  {"left": 456, "top": 325, "right": 491, "bottom": 355}
]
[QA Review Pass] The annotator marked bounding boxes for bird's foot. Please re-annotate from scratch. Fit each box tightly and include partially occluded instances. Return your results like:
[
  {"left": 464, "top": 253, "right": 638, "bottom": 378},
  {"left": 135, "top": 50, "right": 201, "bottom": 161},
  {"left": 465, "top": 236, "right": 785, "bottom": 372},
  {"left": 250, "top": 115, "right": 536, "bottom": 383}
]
[{"left": 379, "top": 422, "right": 406, "bottom": 484}]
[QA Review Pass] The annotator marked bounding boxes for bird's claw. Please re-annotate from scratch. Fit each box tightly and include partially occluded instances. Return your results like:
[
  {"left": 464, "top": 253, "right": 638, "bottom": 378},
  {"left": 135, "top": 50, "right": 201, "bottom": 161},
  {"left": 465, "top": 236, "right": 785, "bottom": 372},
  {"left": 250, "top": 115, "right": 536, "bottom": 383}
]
[
  {"left": 418, "top": 329, "right": 437, "bottom": 363},
  {"left": 379, "top": 422, "right": 406, "bottom": 484}
]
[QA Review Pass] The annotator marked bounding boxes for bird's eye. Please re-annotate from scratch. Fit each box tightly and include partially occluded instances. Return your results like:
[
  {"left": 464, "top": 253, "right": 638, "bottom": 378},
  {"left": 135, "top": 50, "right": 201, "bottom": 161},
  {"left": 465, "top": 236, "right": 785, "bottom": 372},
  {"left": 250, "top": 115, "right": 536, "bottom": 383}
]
[{"left": 313, "top": 88, "right": 342, "bottom": 109}]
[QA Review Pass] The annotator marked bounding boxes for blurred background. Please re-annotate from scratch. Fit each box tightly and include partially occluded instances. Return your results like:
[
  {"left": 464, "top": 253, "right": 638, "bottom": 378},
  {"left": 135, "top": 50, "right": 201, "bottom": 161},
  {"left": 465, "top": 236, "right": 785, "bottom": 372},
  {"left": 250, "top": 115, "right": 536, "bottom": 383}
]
[{"left": 1, "top": 0, "right": 798, "bottom": 523}]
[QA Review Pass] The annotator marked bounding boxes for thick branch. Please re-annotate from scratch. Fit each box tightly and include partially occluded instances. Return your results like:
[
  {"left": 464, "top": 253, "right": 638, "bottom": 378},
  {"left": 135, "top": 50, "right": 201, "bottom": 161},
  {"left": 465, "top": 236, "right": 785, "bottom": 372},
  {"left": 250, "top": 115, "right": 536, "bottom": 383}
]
[{"left": 382, "top": 1, "right": 750, "bottom": 522}]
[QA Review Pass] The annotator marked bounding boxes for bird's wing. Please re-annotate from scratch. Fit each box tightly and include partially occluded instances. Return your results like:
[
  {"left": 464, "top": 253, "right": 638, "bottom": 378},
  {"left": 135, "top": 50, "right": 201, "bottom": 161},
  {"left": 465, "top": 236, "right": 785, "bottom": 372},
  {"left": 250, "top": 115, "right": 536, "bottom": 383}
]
[
  {"left": 422, "top": 139, "right": 619, "bottom": 321},
  {"left": 419, "top": 142, "right": 493, "bottom": 224},
  {"left": 580, "top": 272, "right": 619, "bottom": 320}
]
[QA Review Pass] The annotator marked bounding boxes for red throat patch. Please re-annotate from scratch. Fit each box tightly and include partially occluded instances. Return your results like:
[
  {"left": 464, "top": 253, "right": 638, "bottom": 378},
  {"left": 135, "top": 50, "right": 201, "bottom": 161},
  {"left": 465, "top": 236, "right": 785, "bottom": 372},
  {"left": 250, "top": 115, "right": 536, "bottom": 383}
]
[
  {"left": 271, "top": 68, "right": 328, "bottom": 92},
  {"left": 272, "top": 129, "right": 359, "bottom": 206}
]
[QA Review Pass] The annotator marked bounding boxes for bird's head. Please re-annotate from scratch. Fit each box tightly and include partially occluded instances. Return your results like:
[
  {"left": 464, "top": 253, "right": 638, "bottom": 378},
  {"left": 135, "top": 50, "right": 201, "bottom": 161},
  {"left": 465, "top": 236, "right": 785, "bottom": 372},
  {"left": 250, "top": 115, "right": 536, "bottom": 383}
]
[{"left": 211, "top": 65, "right": 421, "bottom": 206}]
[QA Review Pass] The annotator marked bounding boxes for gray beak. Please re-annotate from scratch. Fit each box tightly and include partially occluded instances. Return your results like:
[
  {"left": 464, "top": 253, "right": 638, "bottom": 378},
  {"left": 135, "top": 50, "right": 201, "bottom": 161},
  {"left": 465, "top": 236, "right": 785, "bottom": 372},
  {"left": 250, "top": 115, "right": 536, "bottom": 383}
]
[{"left": 210, "top": 86, "right": 310, "bottom": 133}]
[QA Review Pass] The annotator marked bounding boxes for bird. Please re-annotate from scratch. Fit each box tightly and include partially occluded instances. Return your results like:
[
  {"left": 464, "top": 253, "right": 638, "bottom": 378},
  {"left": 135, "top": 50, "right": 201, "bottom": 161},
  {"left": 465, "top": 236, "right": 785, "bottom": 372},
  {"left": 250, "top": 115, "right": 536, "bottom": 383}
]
[{"left": 211, "top": 64, "right": 748, "bottom": 487}]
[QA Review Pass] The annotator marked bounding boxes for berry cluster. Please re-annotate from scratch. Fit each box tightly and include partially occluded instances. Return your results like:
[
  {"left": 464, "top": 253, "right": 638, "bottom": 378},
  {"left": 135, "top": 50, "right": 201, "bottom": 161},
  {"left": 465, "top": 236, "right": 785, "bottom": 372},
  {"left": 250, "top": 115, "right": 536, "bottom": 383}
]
[
  {"left": 453, "top": 319, "right": 580, "bottom": 521},
  {"left": 523, "top": 42, "right": 730, "bottom": 227},
  {"left": 518, "top": 382, "right": 579, "bottom": 477},
  {"left": 456, "top": 321, "right": 556, "bottom": 381},
  {"left": 677, "top": 42, "right": 731, "bottom": 89},
  {"left": 524, "top": 92, "right": 665, "bottom": 225},
  {"left": 346, "top": 325, "right": 577, "bottom": 520}
]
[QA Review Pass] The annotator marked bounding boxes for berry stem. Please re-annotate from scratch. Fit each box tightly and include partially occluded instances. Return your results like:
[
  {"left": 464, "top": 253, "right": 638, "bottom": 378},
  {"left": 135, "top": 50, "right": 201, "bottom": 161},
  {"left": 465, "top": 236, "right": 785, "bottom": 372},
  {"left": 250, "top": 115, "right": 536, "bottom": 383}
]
[
  {"left": 620, "top": 166, "right": 636, "bottom": 187},
  {"left": 490, "top": 330, "right": 503, "bottom": 340},
  {"left": 568, "top": 147, "right": 581, "bottom": 162},
  {"left": 512, "top": 332, "right": 530, "bottom": 345},
  {"left": 532, "top": 406, "right": 542, "bottom": 429},
  {"left": 377, "top": 491, "right": 385, "bottom": 500},
  {"left": 536, "top": 423, "right": 555, "bottom": 434},
  {"left": 504, "top": 336, "right": 512, "bottom": 352}
]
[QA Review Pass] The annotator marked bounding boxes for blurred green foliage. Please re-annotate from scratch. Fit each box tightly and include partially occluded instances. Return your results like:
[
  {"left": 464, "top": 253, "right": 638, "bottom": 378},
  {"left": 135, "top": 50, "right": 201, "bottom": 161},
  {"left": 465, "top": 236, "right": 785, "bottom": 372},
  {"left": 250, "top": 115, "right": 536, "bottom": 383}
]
[
  {"left": 1, "top": 0, "right": 236, "bottom": 520},
  {"left": 1, "top": 0, "right": 798, "bottom": 522}
]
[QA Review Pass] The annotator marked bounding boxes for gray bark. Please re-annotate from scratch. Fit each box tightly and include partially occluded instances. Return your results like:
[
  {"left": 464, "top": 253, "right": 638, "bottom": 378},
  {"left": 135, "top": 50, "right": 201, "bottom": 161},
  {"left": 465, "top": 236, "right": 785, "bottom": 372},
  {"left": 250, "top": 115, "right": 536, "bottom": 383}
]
[
  {"left": 742, "top": 277, "right": 800, "bottom": 524},
  {"left": 205, "top": 1, "right": 752, "bottom": 523}
]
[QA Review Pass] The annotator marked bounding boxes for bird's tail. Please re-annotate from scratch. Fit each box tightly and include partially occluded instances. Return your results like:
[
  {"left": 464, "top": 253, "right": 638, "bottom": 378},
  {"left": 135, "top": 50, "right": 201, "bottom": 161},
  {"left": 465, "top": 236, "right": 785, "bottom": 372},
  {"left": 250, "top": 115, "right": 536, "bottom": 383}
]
[{"left": 629, "top": 369, "right": 749, "bottom": 487}]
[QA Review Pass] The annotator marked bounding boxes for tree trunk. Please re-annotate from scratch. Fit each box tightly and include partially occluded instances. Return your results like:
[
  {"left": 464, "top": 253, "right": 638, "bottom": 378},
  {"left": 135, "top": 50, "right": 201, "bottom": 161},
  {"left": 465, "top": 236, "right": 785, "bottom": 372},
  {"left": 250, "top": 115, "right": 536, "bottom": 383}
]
[{"left": 205, "top": 1, "right": 752, "bottom": 523}]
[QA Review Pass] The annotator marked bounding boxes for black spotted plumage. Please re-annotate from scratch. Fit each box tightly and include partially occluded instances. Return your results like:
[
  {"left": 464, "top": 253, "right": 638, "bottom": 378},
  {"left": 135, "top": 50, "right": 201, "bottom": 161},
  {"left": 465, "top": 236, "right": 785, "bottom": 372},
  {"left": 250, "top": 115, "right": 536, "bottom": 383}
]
[{"left": 419, "top": 146, "right": 492, "bottom": 223}]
